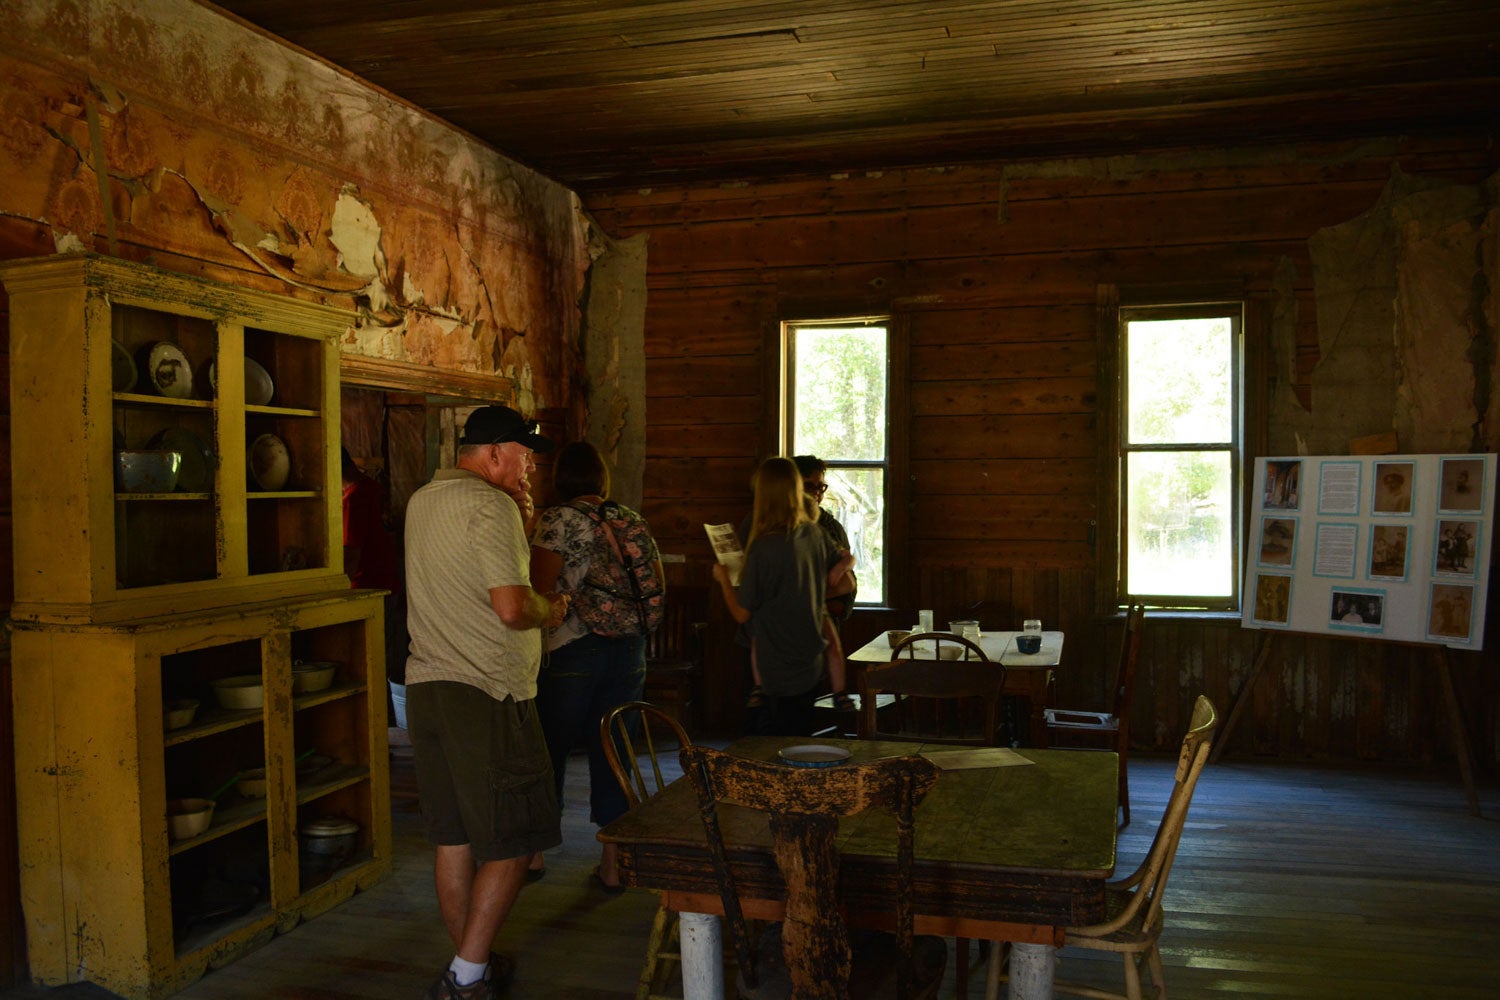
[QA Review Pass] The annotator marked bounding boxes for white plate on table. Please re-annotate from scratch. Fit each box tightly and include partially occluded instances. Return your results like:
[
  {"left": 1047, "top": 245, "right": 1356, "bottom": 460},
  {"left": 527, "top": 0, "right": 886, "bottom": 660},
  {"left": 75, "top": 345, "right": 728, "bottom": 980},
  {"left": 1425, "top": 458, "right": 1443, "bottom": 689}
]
[{"left": 777, "top": 744, "right": 852, "bottom": 768}]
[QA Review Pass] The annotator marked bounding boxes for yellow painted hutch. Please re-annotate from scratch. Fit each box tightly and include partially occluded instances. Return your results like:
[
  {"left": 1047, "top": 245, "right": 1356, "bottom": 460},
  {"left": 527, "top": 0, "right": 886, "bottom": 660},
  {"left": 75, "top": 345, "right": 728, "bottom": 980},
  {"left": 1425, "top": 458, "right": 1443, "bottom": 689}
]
[{"left": 2, "top": 254, "right": 390, "bottom": 998}]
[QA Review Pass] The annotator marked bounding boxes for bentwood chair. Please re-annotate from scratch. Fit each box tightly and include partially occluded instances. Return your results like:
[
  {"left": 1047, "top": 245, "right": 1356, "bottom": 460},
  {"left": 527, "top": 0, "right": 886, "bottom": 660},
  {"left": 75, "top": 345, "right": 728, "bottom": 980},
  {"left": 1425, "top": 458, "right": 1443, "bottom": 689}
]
[
  {"left": 679, "top": 745, "right": 947, "bottom": 1000},
  {"left": 602, "top": 701, "right": 693, "bottom": 1000},
  {"left": 1045, "top": 604, "right": 1145, "bottom": 827},
  {"left": 859, "top": 632, "right": 1005, "bottom": 747},
  {"left": 996, "top": 695, "right": 1219, "bottom": 1000}
]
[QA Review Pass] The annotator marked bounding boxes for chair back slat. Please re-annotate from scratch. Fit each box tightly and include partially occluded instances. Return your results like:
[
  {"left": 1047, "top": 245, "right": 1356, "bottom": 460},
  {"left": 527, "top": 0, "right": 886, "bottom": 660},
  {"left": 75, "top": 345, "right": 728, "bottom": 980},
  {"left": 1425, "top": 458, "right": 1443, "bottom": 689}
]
[
  {"left": 680, "top": 745, "right": 940, "bottom": 1000},
  {"left": 601, "top": 701, "right": 691, "bottom": 810},
  {"left": 857, "top": 642, "right": 1007, "bottom": 746}
]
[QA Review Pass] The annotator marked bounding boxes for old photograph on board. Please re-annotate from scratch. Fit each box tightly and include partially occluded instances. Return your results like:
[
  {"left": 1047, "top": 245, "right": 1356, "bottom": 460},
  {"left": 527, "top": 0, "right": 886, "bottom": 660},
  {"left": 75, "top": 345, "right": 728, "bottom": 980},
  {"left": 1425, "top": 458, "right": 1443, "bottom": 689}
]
[
  {"left": 1329, "top": 588, "right": 1385, "bottom": 632},
  {"left": 1368, "top": 523, "right": 1409, "bottom": 581},
  {"left": 1372, "top": 461, "right": 1415, "bottom": 515},
  {"left": 1434, "top": 519, "right": 1480, "bottom": 577},
  {"left": 1252, "top": 573, "right": 1292, "bottom": 626},
  {"left": 1258, "top": 517, "right": 1297, "bottom": 567},
  {"left": 1437, "top": 457, "right": 1485, "bottom": 513},
  {"left": 1263, "top": 459, "right": 1301, "bottom": 510},
  {"left": 1428, "top": 583, "right": 1474, "bottom": 642}
]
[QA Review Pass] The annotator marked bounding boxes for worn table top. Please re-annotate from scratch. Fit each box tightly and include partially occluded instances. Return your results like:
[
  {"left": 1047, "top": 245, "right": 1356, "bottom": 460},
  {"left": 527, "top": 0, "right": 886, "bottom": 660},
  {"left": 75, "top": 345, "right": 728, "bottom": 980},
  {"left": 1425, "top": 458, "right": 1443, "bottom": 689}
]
[{"left": 599, "top": 736, "right": 1117, "bottom": 928}]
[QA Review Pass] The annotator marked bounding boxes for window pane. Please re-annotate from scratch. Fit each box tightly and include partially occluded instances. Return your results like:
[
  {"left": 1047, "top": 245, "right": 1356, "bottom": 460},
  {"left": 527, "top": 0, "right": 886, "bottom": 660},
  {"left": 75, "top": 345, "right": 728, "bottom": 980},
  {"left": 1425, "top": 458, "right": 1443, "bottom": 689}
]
[
  {"left": 1126, "top": 317, "right": 1232, "bottom": 444},
  {"left": 791, "top": 326, "right": 887, "bottom": 461},
  {"left": 1125, "top": 451, "right": 1233, "bottom": 597},
  {"left": 824, "top": 467, "right": 885, "bottom": 605}
]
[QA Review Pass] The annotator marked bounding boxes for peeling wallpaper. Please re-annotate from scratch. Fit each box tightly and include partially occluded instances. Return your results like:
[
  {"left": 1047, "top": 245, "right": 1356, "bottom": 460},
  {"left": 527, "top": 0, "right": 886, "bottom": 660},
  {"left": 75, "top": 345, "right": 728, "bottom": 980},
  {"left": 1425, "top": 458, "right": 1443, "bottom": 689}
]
[
  {"left": 1, "top": 0, "right": 592, "bottom": 412},
  {"left": 1272, "top": 167, "right": 1498, "bottom": 455}
]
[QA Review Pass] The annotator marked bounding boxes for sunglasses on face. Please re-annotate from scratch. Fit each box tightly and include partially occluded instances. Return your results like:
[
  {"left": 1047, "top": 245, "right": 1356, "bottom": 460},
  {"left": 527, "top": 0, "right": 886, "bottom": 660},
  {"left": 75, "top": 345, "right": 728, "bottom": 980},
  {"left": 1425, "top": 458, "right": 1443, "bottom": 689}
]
[{"left": 804, "top": 481, "right": 828, "bottom": 496}]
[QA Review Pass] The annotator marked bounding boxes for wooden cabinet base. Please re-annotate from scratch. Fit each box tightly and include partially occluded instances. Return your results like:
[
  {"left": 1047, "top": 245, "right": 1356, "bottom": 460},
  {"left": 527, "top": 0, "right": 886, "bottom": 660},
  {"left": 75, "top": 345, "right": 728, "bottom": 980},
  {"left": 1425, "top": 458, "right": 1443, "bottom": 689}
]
[{"left": 11, "top": 590, "right": 391, "bottom": 999}]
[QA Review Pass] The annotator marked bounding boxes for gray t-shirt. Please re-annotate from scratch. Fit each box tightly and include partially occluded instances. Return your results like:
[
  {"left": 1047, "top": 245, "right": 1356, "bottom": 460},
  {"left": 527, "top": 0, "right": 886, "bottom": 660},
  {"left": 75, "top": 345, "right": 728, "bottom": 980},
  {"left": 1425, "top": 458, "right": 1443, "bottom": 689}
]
[
  {"left": 738, "top": 522, "right": 838, "bottom": 697},
  {"left": 404, "top": 469, "right": 540, "bottom": 700}
]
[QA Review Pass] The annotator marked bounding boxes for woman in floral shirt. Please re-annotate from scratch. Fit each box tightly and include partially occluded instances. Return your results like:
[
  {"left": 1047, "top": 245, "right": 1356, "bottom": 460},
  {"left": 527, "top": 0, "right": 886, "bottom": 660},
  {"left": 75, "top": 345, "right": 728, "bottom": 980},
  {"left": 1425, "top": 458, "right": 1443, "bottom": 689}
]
[{"left": 528, "top": 441, "right": 662, "bottom": 892}]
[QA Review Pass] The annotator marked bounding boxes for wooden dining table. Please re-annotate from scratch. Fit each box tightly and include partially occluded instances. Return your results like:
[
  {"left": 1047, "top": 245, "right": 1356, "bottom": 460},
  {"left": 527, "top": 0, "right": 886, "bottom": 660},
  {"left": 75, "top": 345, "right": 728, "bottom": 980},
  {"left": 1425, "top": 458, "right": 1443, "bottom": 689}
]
[
  {"left": 598, "top": 735, "right": 1118, "bottom": 1000},
  {"left": 847, "top": 629, "right": 1065, "bottom": 747}
]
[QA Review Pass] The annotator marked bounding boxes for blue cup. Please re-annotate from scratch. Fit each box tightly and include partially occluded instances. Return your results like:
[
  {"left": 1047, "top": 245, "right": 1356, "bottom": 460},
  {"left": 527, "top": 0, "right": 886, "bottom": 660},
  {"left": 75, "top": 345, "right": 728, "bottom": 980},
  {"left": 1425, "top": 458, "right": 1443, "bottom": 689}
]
[{"left": 1015, "top": 634, "right": 1042, "bottom": 655}]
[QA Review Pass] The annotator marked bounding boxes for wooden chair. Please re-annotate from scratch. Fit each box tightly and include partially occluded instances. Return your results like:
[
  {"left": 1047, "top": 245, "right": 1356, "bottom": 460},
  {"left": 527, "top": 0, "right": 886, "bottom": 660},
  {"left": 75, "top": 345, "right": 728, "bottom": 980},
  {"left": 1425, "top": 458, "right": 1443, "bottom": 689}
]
[
  {"left": 644, "top": 587, "right": 707, "bottom": 734},
  {"left": 601, "top": 701, "right": 693, "bottom": 1000},
  {"left": 857, "top": 635, "right": 1006, "bottom": 996},
  {"left": 1045, "top": 604, "right": 1145, "bottom": 827},
  {"left": 679, "top": 745, "right": 946, "bottom": 1000},
  {"left": 858, "top": 633, "right": 1006, "bottom": 746},
  {"left": 1048, "top": 694, "right": 1219, "bottom": 1000}
]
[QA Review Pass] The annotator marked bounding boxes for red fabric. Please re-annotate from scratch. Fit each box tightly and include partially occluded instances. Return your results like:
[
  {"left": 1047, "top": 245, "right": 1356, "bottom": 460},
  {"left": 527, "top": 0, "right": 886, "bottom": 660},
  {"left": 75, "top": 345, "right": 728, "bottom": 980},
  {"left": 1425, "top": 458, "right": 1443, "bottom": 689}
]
[{"left": 342, "top": 474, "right": 400, "bottom": 591}]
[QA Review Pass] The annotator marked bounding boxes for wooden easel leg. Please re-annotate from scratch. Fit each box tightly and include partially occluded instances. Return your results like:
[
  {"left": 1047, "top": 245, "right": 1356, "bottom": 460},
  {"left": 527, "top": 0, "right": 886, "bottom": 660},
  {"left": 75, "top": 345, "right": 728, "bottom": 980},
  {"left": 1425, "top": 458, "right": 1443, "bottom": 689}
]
[
  {"left": 1433, "top": 648, "right": 1481, "bottom": 818},
  {"left": 1210, "top": 632, "right": 1275, "bottom": 764}
]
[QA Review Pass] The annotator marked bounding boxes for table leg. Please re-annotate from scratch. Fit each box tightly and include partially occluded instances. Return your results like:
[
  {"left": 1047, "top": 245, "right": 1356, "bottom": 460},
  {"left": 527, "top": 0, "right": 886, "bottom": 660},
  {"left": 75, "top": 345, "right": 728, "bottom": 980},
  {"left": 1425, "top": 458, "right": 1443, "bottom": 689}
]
[
  {"left": 992, "top": 941, "right": 1055, "bottom": 1000},
  {"left": 679, "top": 911, "right": 725, "bottom": 1000}
]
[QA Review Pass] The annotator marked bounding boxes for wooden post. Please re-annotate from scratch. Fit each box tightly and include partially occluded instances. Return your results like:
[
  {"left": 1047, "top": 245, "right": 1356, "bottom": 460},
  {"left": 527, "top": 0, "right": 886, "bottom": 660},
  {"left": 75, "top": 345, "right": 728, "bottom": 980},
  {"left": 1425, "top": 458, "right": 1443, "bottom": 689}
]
[
  {"left": 1433, "top": 647, "right": 1481, "bottom": 818},
  {"left": 1209, "top": 631, "right": 1275, "bottom": 764}
]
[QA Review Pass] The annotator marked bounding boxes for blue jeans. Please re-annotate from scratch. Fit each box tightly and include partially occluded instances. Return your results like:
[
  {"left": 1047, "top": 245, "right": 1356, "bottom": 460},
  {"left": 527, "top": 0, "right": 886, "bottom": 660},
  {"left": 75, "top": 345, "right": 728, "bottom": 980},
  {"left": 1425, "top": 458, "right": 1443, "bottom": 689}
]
[{"left": 535, "top": 632, "right": 647, "bottom": 827}]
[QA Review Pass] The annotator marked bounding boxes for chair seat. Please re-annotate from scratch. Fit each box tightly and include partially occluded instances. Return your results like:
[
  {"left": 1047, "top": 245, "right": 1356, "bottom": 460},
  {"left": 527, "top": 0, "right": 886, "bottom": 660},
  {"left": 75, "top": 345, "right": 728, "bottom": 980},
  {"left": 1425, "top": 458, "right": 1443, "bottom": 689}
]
[
  {"left": 1065, "top": 886, "right": 1165, "bottom": 952},
  {"left": 738, "top": 924, "right": 947, "bottom": 1000}
]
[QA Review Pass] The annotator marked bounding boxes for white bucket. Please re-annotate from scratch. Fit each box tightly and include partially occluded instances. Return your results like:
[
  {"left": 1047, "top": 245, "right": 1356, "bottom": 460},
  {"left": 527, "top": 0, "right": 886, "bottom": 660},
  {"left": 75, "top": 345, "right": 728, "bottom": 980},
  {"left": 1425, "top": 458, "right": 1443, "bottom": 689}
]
[{"left": 389, "top": 681, "right": 408, "bottom": 729}]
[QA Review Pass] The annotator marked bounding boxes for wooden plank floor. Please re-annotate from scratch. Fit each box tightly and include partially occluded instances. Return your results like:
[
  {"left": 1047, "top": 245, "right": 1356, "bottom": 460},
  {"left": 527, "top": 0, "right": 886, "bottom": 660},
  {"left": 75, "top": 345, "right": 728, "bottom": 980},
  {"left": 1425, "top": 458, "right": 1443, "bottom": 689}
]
[{"left": 5, "top": 737, "right": 1498, "bottom": 999}]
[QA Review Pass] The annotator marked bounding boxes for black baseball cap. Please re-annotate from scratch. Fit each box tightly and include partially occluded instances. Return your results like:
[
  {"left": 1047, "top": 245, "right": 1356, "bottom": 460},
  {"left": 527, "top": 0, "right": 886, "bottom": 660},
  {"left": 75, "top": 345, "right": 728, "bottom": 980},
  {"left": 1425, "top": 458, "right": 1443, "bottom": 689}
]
[{"left": 460, "top": 405, "right": 555, "bottom": 452}]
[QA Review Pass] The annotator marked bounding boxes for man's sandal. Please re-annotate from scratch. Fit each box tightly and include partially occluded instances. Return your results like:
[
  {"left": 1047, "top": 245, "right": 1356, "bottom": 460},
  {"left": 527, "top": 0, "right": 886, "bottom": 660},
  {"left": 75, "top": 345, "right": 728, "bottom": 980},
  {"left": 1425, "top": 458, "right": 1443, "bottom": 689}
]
[
  {"left": 831, "top": 691, "right": 857, "bottom": 712},
  {"left": 746, "top": 685, "right": 765, "bottom": 709}
]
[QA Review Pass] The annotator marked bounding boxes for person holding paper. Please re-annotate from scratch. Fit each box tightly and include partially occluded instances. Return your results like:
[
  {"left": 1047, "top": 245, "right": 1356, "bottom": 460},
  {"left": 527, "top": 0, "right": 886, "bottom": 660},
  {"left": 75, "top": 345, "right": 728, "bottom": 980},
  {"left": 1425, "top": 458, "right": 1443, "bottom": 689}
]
[{"left": 711, "top": 457, "right": 854, "bottom": 736}]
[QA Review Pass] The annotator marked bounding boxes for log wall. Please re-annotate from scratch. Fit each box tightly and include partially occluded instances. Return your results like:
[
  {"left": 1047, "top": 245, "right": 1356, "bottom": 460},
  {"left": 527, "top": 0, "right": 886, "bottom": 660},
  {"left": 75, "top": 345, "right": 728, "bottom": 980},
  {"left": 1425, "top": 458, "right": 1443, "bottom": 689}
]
[{"left": 585, "top": 136, "right": 1500, "bottom": 767}]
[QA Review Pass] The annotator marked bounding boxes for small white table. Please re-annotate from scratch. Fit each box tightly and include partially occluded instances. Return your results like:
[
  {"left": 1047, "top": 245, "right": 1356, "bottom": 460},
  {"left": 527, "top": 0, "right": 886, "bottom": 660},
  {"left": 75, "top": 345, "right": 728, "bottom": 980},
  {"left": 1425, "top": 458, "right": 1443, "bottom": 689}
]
[{"left": 847, "top": 629, "right": 1064, "bottom": 746}]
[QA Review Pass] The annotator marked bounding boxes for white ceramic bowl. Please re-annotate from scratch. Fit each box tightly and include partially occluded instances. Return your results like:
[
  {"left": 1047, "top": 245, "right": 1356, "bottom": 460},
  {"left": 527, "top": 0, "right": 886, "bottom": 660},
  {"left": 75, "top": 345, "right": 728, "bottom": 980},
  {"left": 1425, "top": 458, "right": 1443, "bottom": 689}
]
[
  {"left": 167, "top": 798, "right": 215, "bottom": 840},
  {"left": 292, "top": 661, "right": 338, "bottom": 694},
  {"left": 886, "top": 629, "right": 912, "bottom": 648},
  {"left": 938, "top": 645, "right": 963, "bottom": 660},
  {"left": 163, "top": 698, "right": 199, "bottom": 730},
  {"left": 237, "top": 767, "right": 268, "bottom": 798},
  {"left": 212, "top": 675, "right": 264, "bottom": 710},
  {"left": 115, "top": 450, "right": 181, "bottom": 493}
]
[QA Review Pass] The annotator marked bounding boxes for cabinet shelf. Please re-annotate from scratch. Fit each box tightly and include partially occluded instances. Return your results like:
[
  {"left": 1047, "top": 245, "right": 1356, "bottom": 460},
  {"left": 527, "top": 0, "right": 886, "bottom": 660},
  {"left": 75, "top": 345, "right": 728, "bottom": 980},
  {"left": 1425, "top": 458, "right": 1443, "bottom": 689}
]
[
  {"left": 163, "top": 707, "right": 263, "bottom": 747},
  {"left": 297, "top": 764, "right": 370, "bottom": 805},
  {"left": 117, "top": 493, "right": 213, "bottom": 502},
  {"left": 247, "top": 403, "right": 319, "bottom": 418},
  {"left": 247, "top": 490, "right": 321, "bottom": 500},
  {"left": 293, "top": 682, "right": 366, "bottom": 712},
  {"left": 168, "top": 798, "right": 268, "bottom": 857},
  {"left": 113, "top": 392, "right": 215, "bottom": 410}
]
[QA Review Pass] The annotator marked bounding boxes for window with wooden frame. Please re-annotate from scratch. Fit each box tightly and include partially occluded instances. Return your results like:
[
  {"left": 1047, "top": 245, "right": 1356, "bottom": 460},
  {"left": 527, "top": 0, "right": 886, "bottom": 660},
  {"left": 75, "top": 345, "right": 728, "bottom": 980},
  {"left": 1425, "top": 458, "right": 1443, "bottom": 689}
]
[
  {"left": 1115, "top": 301, "right": 1244, "bottom": 611},
  {"left": 780, "top": 317, "right": 896, "bottom": 607}
]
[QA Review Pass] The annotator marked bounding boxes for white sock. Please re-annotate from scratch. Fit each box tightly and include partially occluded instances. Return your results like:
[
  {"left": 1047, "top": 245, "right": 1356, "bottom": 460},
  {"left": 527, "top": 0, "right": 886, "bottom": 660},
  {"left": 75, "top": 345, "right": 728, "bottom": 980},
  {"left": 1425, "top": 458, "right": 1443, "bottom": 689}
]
[{"left": 449, "top": 955, "right": 488, "bottom": 986}]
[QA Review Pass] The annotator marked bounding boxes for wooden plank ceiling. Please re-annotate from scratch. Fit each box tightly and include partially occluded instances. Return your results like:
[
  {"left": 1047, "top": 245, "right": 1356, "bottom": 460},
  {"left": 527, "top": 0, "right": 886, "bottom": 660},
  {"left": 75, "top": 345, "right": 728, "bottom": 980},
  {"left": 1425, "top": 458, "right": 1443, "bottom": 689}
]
[{"left": 206, "top": 0, "right": 1500, "bottom": 193}]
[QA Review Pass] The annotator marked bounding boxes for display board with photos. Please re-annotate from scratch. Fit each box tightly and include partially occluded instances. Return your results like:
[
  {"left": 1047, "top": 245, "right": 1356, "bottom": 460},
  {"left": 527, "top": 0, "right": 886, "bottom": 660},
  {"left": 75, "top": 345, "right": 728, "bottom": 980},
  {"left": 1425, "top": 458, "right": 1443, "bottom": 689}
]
[{"left": 1243, "top": 454, "right": 1495, "bottom": 650}]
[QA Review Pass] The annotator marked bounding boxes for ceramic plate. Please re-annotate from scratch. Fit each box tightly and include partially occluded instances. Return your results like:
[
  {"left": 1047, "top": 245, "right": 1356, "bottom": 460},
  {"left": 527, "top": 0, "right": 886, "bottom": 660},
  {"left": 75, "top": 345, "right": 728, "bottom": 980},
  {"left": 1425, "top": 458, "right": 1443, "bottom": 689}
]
[
  {"left": 143, "top": 341, "right": 194, "bottom": 398},
  {"left": 147, "top": 427, "right": 214, "bottom": 493},
  {"left": 207, "top": 359, "right": 276, "bottom": 405},
  {"left": 249, "top": 432, "right": 290, "bottom": 490},
  {"left": 777, "top": 744, "right": 852, "bottom": 768}
]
